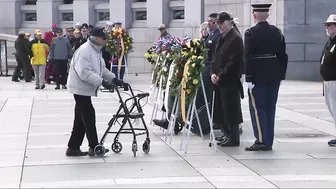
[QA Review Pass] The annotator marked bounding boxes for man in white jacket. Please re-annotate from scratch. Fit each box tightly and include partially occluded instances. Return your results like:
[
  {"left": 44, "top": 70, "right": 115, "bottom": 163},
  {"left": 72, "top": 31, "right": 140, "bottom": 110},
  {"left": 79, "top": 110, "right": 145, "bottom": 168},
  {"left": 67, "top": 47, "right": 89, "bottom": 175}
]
[{"left": 66, "top": 27, "right": 126, "bottom": 156}]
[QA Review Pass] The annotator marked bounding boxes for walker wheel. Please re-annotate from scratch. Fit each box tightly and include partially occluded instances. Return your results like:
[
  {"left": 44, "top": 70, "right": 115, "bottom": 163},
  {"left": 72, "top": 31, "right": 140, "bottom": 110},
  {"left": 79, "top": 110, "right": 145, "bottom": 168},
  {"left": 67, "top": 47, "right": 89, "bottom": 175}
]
[
  {"left": 94, "top": 145, "right": 106, "bottom": 157},
  {"left": 132, "top": 142, "right": 138, "bottom": 157},
  {"left": 142, "top": 140, "right": 150, "bottom": 154},
  {"left": 111, "top": 141, "right": 123, "bottom": 153}
]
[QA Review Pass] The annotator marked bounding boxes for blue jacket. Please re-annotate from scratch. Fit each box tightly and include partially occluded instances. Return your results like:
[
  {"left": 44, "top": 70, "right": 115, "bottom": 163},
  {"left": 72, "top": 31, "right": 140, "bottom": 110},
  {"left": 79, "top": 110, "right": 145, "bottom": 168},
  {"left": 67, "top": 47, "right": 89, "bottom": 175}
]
[{"left": 205, "top": 28, "right": 221, "bottom": 63}]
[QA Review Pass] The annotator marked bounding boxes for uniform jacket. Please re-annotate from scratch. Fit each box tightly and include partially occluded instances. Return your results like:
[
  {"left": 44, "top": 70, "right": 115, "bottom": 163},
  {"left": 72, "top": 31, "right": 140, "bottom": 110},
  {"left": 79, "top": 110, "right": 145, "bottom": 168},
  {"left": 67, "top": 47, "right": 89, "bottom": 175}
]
[
  {"left": 204, "top": 28, "right": 221, "bottom": 63},
  {"left": 211, "top": 28, "right": 244, "bottom": 125},
  {"left": 244, "top": 21, "right": 288, "bottom": 84},
  {"left": 29, "top": 38, "right": 49, "bottom": 65},
  {"left": 320, "top": 36, "right": 336, "bottom": 81},
  {"left": 67, "top": 39, "right": 116, "bottom": 97},
  {"left": 73, "top": 35, "right": 89, "bottom": 51}
]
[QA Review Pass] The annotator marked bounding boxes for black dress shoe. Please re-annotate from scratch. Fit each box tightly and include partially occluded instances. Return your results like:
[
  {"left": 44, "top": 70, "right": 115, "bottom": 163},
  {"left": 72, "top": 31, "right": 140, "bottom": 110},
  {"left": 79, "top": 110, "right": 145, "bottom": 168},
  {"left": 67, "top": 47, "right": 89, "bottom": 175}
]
[
  {"left": 153, "top": 119, "right": 169, "bottom": 129},
  {"left": 245, "top": 143, "right": 272, "bottom": 151},
  {"left": 65, "top": 148, "right": 88, "bottom": 156},
  {"left": 328, "top": 139, "right": 336, "bottom": 147},
  {"left": 215, "top": 135, "right": 227, "bottom": 142},
  {"left": 219, "top": 139, "right": 239, "bottom": 147}
]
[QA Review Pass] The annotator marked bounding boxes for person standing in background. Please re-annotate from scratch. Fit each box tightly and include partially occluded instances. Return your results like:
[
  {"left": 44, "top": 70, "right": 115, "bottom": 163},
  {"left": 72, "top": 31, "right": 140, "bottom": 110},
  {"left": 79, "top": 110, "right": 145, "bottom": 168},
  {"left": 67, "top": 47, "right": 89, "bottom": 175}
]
[
  {"left": 48, "top": 28, "right": 72, "bottom": 89},
  {"left": 29, "top": 29, "right": 49, "bottom": 89},
  {"left": 320, "top": 14, "right": 336, "bottom": 146},
  {"left": 12, "top": 31, "right": 31, "bottom": 82}
]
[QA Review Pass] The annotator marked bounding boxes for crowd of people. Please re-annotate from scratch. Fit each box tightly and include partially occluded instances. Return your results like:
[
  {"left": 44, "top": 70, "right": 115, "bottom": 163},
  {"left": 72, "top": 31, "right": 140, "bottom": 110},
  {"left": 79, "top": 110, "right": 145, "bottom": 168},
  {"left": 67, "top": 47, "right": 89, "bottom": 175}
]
[{"left": 12, "top": 21, "right": 125, "bottom": 90}]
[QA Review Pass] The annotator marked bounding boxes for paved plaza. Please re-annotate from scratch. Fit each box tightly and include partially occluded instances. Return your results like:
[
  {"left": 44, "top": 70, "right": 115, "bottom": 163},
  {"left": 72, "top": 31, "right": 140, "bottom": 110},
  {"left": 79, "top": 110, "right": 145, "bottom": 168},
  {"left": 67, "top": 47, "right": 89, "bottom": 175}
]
[{"left": 1, "top": 73, "right": 336, "bottom": 188}]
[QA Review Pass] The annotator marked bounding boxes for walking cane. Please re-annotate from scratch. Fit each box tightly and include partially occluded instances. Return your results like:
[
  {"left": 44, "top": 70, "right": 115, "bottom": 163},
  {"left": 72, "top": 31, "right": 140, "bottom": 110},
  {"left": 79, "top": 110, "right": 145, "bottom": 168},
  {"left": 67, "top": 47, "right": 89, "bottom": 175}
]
[{"left": 209, "top": 85, "right": 216, "bottom": 147}]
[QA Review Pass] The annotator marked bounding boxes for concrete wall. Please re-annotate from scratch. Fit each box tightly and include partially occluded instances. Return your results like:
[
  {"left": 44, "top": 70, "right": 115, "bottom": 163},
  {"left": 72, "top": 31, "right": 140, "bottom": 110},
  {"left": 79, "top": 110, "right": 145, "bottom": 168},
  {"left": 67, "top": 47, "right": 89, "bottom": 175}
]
[{"left": 283, "top": 0, "right": 335, "bottom": 81}]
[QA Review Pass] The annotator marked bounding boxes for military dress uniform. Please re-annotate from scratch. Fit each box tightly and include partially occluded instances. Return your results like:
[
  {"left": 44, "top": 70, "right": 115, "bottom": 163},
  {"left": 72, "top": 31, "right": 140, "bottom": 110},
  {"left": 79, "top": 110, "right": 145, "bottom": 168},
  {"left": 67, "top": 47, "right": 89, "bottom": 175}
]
[
  {"left": 73, "top": 24, "right": 90, "bottom": 51},
  {"left": 244, "top": 4, "right": 288, "bottom": 151}
]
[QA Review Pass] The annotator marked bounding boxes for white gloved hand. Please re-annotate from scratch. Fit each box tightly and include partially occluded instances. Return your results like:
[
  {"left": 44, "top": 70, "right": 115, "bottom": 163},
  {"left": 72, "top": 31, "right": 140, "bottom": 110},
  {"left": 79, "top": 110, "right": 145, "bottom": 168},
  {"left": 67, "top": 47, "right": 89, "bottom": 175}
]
[{"left": 247, "top": 82, "right": 255, "bottom": 89}]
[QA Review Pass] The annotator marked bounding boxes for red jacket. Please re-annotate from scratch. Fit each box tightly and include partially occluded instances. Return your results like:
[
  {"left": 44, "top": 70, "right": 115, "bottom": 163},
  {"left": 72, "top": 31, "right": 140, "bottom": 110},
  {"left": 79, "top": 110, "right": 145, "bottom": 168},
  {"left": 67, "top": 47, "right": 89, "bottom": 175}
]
[{"left": 43, "top": 31, "right": 56, "bottom": 46}]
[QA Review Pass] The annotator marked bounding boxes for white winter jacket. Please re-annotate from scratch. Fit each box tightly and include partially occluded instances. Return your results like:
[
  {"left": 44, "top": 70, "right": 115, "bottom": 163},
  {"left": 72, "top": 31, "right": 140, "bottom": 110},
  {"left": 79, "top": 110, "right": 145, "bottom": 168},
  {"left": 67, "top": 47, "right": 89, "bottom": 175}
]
[{"left": 67, "top": 39, "right": 115, "bottom": 96}]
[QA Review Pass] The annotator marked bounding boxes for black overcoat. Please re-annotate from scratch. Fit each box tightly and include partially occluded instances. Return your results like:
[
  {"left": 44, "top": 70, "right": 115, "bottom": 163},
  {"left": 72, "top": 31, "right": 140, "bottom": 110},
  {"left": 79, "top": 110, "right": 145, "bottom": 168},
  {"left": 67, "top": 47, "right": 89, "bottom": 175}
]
[{"left": 211, "top": 28, "right": 244, "bottom": 125}]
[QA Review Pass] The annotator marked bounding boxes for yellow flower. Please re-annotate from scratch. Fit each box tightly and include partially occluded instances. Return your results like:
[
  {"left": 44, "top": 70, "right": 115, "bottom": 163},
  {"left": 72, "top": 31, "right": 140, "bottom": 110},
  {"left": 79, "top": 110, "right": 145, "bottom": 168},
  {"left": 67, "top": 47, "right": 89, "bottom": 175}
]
[
  {"left": 182, "top": 51, "right": 188, "bottom": 56},
  {"left": 144, "top": 52, "right": 150, "bottom": 58},
  {"left": 186, "top": 89, "right": 191, "bottom": 94},
  {"left": 193, "top": 79, "right": 199, "bottom": 85},
  {"left": 192, "top": 55, "right": 197, "bottom": 60},
  {"left": 187, "top": 72, "right": 190, "bottom": 76}
]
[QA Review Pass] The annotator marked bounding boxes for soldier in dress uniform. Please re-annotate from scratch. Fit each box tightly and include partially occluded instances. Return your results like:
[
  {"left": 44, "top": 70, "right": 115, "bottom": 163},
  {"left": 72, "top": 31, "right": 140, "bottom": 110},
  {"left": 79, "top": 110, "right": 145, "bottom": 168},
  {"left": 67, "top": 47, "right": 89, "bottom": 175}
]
[
  {"left": 73, "top": 23, "right": 90, "bottom": 51},
  {"left": 244, "top": 4, "right": 288, "bottom": 151}
]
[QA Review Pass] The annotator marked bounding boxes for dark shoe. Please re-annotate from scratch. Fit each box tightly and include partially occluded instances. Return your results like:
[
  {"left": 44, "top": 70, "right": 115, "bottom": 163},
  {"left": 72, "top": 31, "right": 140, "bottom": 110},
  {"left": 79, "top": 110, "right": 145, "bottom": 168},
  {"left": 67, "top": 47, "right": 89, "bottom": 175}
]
[
  {"left": 62, "top": 85, "right": 67, "bottom": 89},
  {"left": 35, "top": 86, "right": 40, "bottom": 89},
  {"left": 153, "top": 119, "right": 168, "bottom": 129},
  {"left": 40, "top": 84, "right": 45, "bottom": 89},
  {"left": 174, "top": 122, "right": 183, "bottom": 135},
  {"left": 65, "top": 148, "right": 88, "bottom": 156},
  {"left": 55, "top": 86, "right": 60, "bottom": 90},
  {"left": 245, "top": 143, "right": 272, "bottom": 151},
  {"left": 25, "top": 80, "right": 31, "bottom": 82},
  {"left": 12, "top": 79, "right": 19, "bottom": 82},
  {"left": 88, "top": 148, "right": 109, "bottom": 156},
  {"left": 215, "top": 135, "right": 227, "bottom": 142},
  {"left": 219, "top": 139, "right": 239, "bottom": 147},
  {"left": 328, "top": 139, "right": 336, "bottom": 147}
]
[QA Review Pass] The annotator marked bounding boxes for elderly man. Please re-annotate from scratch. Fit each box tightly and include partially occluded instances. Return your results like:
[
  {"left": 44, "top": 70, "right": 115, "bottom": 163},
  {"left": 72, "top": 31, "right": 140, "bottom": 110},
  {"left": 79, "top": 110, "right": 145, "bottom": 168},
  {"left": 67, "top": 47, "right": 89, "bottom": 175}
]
[
  {"left": 211, "top": 11, "right": 244, "bottom": 147},
  {"left": 158, "top": 24, "right": 171, "bottom": 40},
  {"left": 244, "top": 4, "right": 288, "bottom": 151},
  {"left": 66, "top": 27, "right": 127, "bottom": 156},
  {"left": 320, "top": 14, "right": 336, "bottom": 146}
]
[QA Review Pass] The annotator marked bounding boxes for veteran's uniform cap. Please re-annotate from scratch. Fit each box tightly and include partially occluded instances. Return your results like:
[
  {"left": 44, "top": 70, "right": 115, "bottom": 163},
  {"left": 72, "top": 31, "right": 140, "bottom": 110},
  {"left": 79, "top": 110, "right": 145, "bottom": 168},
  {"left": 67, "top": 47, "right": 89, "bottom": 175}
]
[
  {"left": 215, "top": 12, "right": 234, "bottom": 23},
  {"left": 251, "top": 4, "right": 272, "bottom": 13}
]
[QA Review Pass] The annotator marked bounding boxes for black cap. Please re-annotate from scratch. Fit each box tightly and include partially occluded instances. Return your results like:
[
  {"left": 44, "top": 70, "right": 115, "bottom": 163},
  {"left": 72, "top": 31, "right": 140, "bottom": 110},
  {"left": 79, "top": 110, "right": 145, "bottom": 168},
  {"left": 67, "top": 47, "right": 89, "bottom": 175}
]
[
  {"left": 81, "top": 23, "right": 89, "bottom": 29},
  {"left": 90, "top": 27, "right": 108, "bottom": 39},
  {"left": 251, "top": 4, "right": 272, "bottom": 13},
  {"left": 215, "top": 12, "right": 233, "bottom": 23}
]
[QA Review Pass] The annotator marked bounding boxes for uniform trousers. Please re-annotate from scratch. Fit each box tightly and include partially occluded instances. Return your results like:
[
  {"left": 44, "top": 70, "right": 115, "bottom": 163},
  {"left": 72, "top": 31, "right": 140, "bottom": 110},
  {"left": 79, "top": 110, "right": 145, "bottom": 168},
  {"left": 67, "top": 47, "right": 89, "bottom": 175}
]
[
  {"left": 67, "top": 94, "right": 99, "bottom": 149},
  {"left": 248, "top": 83, "right": 280, "bottom": 147},
  {"left": 111, "top": 57, "right": 126, "bottom": 80},
  {"left": 324, "top": 81, "right": 336, "bottom": 127}
]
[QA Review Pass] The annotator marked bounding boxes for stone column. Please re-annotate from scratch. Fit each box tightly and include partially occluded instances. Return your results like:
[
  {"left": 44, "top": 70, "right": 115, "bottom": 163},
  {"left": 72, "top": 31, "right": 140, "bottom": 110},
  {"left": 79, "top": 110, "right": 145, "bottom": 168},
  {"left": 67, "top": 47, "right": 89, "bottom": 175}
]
[
  {"left": 109, "top": 0, "right": 133, "bottom": 29},
  {"left": 184, "top": 0, "right": 203, "bottom": 27},
  {"left": 37, "top": 0, "right": 63, "bottom": 31},
  {"left": 147, "top": 0, "right": 170, "bottom": 28},
  {"left": 0, "top": 0, "right": 25, "bottom": 34},
  {"left": 73, "top": 0, "right": 91, "bottom": 25}
]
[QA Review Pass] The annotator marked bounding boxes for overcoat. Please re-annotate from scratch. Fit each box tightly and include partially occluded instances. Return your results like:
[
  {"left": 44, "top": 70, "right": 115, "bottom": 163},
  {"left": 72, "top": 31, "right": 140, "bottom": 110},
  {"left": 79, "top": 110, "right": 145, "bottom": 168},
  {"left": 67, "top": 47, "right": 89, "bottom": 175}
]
[{"left": 211, "top": 28, "right": 244, "bottom": 125}]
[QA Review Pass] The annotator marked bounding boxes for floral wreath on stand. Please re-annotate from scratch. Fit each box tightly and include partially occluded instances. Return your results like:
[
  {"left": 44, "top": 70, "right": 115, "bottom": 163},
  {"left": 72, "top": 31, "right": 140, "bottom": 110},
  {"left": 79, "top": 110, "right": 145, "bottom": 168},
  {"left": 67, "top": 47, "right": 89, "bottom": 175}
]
[
  {"left": 106, "top": 27, "right": 134, "bottom": 70},
  {"left": 179, "top": 39, "right": 208, "bottom": 123}
]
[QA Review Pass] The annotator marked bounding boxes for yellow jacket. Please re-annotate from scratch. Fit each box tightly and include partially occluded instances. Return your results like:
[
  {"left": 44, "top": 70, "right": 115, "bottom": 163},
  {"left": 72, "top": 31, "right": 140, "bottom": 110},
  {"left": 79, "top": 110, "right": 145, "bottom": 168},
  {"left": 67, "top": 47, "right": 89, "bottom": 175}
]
[{"left": 29, "top": 38, "right": 50, "bottom": 65}]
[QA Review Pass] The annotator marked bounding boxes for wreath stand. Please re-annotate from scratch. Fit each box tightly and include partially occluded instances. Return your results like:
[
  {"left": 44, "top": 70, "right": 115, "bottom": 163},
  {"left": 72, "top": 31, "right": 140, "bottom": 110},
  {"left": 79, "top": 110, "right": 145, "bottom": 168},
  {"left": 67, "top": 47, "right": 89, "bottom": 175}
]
[
  {"left": 178, "top": 73, "right": 217, "bottom": 154},
  {"left": 149, "top": 55, "right": 165, "bottom": 128},
  {"left": 110, "top": 55, "right": 129, "bottom": 80}
]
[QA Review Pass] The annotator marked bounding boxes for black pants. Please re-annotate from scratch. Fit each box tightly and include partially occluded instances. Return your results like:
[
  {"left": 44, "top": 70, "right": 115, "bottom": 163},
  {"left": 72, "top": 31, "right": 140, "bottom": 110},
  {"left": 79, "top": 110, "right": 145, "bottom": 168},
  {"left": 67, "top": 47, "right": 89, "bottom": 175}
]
[
  {"left": 54, "top": 59, "right": 68, "bottom": 86},
  {"left": 12, "top": 53, "right": 31, "bottom": 81},
  {"left": 67, "top": 94, "right": 99, "bottom": 149}
]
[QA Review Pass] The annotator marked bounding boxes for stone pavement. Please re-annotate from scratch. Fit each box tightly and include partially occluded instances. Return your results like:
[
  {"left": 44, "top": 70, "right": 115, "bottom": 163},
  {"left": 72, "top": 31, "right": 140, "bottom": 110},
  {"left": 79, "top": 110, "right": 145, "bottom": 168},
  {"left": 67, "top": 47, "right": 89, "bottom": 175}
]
[{"left": 1, "top": 73, "right": 336, "bottom": 188}]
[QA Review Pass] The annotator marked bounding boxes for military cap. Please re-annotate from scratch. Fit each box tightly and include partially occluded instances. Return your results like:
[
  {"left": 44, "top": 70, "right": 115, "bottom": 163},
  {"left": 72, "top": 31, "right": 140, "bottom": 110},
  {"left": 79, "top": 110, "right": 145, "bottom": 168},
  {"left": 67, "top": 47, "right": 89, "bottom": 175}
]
[
  {"left": 251, "top": 4, "right": 272, "bottom": 13},
  {"left": 113, "top": 21, "right": 122, "bottom": 25},
  {"left": 81, "top": 23, "right": 89, "bottom": 29},
  {"left": 215, "top": 11, "right": 233, "bottom": 23}
]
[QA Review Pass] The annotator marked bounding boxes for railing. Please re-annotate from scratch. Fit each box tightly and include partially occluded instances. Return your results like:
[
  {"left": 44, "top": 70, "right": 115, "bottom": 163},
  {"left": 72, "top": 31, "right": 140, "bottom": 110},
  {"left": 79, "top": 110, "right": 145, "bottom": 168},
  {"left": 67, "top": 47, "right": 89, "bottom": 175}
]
[{"left": 0, "top": 34, "right": 17, "bottom": 76}]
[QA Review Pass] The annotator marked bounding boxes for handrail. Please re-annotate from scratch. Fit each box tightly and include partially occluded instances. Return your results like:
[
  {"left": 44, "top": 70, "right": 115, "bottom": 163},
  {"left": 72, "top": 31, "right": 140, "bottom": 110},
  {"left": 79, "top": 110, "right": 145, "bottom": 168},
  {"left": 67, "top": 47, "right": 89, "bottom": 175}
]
[{"left": 0, "top": 34, "right": 17, "bottom": 42}]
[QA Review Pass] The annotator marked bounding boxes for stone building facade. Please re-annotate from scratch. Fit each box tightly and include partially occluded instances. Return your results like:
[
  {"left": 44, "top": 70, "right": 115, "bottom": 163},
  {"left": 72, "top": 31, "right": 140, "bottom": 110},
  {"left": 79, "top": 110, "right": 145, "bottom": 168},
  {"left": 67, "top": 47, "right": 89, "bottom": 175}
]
[{"left": 0, "top": 0, "right": 335, "bottom": 80}]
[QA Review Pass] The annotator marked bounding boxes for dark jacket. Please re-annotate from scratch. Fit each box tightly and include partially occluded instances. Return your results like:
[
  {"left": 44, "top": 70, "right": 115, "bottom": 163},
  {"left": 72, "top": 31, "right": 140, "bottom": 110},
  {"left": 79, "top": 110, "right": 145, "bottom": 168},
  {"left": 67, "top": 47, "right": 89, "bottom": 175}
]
[
  {"left": 211, "top": 28, "right": 244, "bottom": 125},
  {"left": 244, "top": 21, "right": 288, "bottom": 84},
  {"left": 204, "top": 28, "right": 221, "bottom": 63},
  {"left": 15, "top": 37, "right": 30, "bottom": 56},
  {"left": 73, "top": 35, "right": 89, "bottom": 51},
  {"left": 212, "top": 28, "right": 244, "bottom": 87},
  {"left": 320, "top": 36, "right": 336, "bottom": 81}
]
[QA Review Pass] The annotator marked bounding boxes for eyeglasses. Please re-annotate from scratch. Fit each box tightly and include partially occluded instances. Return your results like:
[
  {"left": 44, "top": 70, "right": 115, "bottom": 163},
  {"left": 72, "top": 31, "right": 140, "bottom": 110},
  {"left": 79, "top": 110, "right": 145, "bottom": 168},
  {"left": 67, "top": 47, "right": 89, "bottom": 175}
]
[{"left": 325, "top": 24, "right": 332, "bottom": 27}]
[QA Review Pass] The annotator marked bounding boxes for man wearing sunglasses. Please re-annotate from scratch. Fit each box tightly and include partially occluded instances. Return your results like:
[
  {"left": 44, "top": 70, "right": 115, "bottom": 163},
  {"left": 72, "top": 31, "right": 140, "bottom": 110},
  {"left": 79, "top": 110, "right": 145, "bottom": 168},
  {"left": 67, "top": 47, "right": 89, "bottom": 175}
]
[
  {"left": 66, "top": 27, "right": 127, "bottom": 156},
  {"left": 320, "top": 14, "right": 336, "bottom": 147}
]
